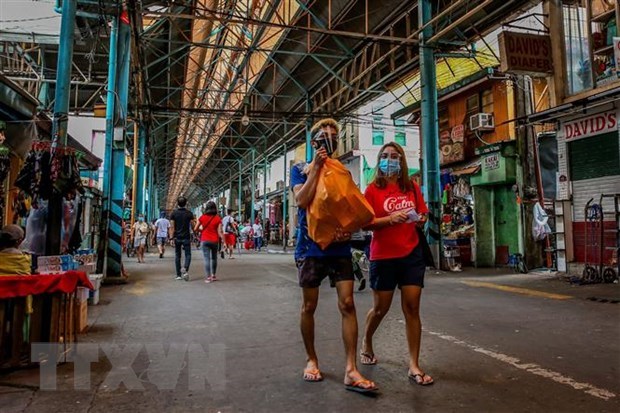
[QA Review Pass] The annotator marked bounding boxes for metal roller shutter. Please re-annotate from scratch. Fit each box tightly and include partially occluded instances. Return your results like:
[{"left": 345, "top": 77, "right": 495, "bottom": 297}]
[{"left": 568, "top": 132, "right": 619, "bottom": 181}]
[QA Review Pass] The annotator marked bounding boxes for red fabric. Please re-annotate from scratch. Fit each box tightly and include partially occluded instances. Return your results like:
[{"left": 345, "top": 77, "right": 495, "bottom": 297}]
[
  {"left": 198, "top": 214, "right": 222, "bottom": 243},
  {"left": 0, "top": 271, "right": 94, "bottom": 299},
  {"left": 364, "top": 181, "right": 429, "bottom": 260},
  {"left": 224, "top": 233, "right": 236, "bottom": 246}
]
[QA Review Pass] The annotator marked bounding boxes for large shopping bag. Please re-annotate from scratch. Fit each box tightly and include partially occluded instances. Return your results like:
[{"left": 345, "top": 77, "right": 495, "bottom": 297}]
[{"left": 307, "top": 159, "right": 375, "bottom": 249}]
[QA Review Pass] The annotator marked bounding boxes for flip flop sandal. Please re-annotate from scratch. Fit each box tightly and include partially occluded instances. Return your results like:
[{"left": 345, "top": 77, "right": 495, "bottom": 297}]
[
  {"left": 408, "top": 372, "right": 434, "bottom": 386},
  {"left": 360, "top": 351, "right": 377, "bottom": 365},
  {"left": 345, "top": 379, "right": 378, "bottom": 393},
  {"left": 303, "top": 368, "right": 323, "bottom": 382}
]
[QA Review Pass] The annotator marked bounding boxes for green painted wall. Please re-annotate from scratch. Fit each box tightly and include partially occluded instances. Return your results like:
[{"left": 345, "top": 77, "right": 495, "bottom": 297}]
[
  {"left": 494, "top": 186, "right": 520, "bottom": 258},
  {"left": 473, "top": 185, "right": 520, "bottom": 267},
  {"left": 473, "top": 186, "right": 495, "bottom": 267}
]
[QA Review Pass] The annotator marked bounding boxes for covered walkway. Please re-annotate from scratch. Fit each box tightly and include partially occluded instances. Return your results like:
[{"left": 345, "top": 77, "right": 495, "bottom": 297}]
[{"left": 1, "top": 251, "right": 618, "bottom": 412}]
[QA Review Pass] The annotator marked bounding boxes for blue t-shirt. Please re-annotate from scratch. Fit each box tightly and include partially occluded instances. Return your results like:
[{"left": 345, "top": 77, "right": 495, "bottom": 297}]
[{"left": 290, "top": 163, "right": 352, "bottom": 260}]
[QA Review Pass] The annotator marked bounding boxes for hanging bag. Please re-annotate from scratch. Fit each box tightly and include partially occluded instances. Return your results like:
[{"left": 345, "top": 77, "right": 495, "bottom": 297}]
[
  {"left": 307, "top": 158, "right": 375, "bottom": 249},
  {"left": 412, "top": 182, "right": 436, "bottom": 268}
]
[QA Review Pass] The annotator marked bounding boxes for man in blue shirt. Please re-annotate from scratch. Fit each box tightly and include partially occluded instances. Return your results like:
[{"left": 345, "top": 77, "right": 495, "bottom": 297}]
[{"left": 291, "top": 118, "right": 377, "bottom": 393}]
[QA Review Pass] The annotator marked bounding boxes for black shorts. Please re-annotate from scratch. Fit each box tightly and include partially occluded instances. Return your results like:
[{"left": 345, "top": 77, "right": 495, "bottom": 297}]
[
  {"left": 370, "top": 244, "right": 425, "bottom": 291},
  {"left": 295, "top": 256, "right": 354, "bottom": 288}
]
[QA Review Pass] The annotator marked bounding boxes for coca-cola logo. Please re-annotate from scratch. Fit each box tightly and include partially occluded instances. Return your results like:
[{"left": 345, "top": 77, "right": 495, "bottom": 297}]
[{"left": 383, "top": 196, "right": 415, "bottom": 213}]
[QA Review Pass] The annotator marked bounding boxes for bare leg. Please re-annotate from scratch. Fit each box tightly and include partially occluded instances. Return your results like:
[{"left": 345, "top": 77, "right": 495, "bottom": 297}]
[
  {"left": 362, "top": 290, "right": 395, "bottom": 363},
  {"left": 401, "top": 286, "right": 433, "bottom": 384},
  {"left": 336, "top": 281, "right": 376, "bottom": 390},
  {"left": 300, "top": 287, "right": 321, "bottom": 380}
]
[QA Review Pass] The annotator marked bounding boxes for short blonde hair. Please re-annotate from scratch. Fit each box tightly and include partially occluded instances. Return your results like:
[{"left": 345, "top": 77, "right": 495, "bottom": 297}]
[{"left": 311, "top": 118, "right": 340, "bottom": 135}]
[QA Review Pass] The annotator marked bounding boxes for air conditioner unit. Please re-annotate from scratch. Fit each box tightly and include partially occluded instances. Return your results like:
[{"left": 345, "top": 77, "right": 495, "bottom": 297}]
[{"left": 469, "top": 113, "right": 495, "bottom": 131}]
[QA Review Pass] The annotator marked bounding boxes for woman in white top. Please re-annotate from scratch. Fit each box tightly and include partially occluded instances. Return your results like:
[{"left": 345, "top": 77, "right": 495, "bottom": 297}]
[{"left": 251, "top": 219, "right": 264, "bottom": 251}]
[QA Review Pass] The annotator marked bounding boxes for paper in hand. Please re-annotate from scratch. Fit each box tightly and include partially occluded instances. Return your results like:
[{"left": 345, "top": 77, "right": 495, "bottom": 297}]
[{"left": 405, "top": 209, "right": 419, "bottom": 223}]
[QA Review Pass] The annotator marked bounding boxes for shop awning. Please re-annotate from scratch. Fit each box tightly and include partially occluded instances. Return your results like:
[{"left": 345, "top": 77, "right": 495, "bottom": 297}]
[
  {"left": 451, "top": 165, "right": 481, "bottom": 176},
  {"left": 0, "top": 74, "right": 38, "bottom": 120},
  {"left": 525, "top": 86, "right": 620, "bottom": 124},
  {"left": 391, "top": 68, "right": 495, "bottom": 120}
]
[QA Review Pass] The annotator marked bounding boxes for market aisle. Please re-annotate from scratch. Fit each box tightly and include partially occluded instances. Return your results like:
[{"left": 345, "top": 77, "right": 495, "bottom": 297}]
[{"left": 1, "top": 249, "right": 619, "bottom": 412}]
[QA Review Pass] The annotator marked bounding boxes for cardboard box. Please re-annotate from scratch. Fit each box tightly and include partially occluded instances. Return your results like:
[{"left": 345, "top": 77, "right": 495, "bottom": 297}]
[
  {"left": 592, "top": 0, "right": 615, "bottom": 18},
  {"left": 88, "top": 273, "right": 103, "bottom": 290},
  {"left": 77, "top": 300, "right": 88, "bottom": 333},
  {"left": 76, "top": 287, "right": 89, "bottom": 303}
]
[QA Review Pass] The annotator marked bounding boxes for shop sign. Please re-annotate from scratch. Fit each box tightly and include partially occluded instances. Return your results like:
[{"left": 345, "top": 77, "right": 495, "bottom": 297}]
[
  {"left": 440, "top": 127, "right": 465, "bottom": 165},
  {"left": 615, "top": 37, "right": 620, "bottom": 79},
  {"left": 498, "top": 31, "right": 553, "bottom": 75},
  {"left": 484, "top": 153, "right": 500, "bottom": 171},
  {"left": 560, "top": 110, "right": 617, "bottom": 142},
  {"left": 451, "top": 125, "right": 465, "bottom": 142},
  {"left": 475, "top": 143, "right": 501, "bottom": 155}
]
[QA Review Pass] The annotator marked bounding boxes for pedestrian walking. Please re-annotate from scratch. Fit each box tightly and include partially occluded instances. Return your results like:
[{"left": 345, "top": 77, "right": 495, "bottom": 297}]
[
  {"left": 291, "top": 117, "right": 377, "bottom": 393},
  {"left": 154, "top": 212, "right": 170, "bottom": 258},
  {"left": 169, "top": 196, "right": 195, "bottom": 281},
  {"left": 252, "top": 218, "right": 264, "bottom": 251},
  {"left": 194, "top": 201, "right": 224, "bottom": 283},
  {"left": 221, "top": 209, "right": 238, "bottom": 259},
  {"left": 361, "top": 141, "right": 434, "bottom": 386},
  {"left": 132, "top": 214, "right": 149, "bottom": 263}
]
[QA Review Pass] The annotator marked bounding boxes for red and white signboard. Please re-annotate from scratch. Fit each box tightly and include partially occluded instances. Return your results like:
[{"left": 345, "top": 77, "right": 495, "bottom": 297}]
[
  {"left": 615, "top": 37, "right": 620, "bottom": 79},
  {"left": 451, "top": 124, "right": 465, "bottom": 142},
  {"left": 560, "top": 110, "right": 618, "bottom": 142}
]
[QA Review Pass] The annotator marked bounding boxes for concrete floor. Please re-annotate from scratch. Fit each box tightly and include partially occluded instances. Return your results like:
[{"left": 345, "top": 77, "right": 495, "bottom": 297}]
[{"left": 1, "top": 246, "right": 619, "bottom": 412}]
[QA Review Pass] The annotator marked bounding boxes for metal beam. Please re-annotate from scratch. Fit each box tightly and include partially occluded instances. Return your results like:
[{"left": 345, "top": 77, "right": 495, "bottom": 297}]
[{"left": 144, "top": 10, "right": 420, "bottom": 44}]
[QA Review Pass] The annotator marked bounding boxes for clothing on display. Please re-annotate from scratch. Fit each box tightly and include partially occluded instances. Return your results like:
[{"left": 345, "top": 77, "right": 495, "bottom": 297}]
[
  {"left": 0, "top": 146, "right": 9, "bottom": 222},
  {"left": 14, "top": 141, "right": 84, "bottom": 204}
]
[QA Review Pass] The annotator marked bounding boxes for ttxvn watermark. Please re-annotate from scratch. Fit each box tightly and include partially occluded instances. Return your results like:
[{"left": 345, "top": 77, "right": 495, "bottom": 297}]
[{"left": 31, "top": 342, "right": 226, "bottom": 391}]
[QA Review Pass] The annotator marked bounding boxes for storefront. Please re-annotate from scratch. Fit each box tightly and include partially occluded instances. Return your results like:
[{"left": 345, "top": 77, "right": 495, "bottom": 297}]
[
  {"left": 0, "top": 75, "right": 39, "bottom": 228},
  {"left": 440, "top": 165, "right": 478, "bottom": 269},
  {"left": 558, "top": 104, "right": 620, "bottom": 273}
]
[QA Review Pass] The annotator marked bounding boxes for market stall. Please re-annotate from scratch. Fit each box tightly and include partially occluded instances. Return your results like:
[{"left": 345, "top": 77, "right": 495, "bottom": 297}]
[
  {"left": 0, "top": 271, "right": 93, "bottom": 369},
  {"left": 440, "top": 166, "right": 477, "bottom": 270}
]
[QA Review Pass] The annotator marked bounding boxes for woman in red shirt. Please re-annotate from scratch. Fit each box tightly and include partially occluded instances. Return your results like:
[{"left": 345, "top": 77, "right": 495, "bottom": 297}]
[
  {"left": 361, "top": 142, "right": 434, "bottom": 386},
  {"left": 194, "top": 201, "right": 224, "bottom": 283}
]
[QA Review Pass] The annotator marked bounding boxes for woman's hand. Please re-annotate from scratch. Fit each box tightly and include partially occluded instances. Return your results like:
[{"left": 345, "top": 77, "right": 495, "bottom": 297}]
[
  {"left": 390, "top": 211, "right": 409, "bottom": 225},
  {"left": 333, "top": 226, "right": 351, "bottom": 242},
  {"left": 416, "top": 214, "right": 428, "bottom": 228}
]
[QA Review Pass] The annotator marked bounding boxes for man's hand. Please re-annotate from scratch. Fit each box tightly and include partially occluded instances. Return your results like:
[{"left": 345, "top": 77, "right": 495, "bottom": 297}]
[
  {"left": 313, "top": 147, "right": 328, "bottom": 170},
  {"left": 333, "top": 226, "right": 351, "bottom": 242}
]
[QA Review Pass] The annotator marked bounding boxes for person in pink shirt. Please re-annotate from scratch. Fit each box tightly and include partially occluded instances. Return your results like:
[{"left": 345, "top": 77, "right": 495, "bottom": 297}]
[{"left": 361, "top": 141, "right": 434, "bottom": 386}]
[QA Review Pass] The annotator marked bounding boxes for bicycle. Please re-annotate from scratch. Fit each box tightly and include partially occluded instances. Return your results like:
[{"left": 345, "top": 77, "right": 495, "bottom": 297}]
[{"left": 508, "top": 253, "right": 528, "bottom": 274}]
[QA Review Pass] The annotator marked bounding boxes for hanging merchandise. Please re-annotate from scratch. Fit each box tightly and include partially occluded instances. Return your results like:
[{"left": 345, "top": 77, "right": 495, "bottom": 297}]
[
  {"left": 14, "top": 141, "right": 84, "bottom": 204},
  {"left": 61, "top": 195, "right": 80, "bottom": 253},
  {"left": 0, "top": 145, "right": 10, "bottom": 223},
  {"left": 532, "top": 202, "right": 551, "bottom": 241},
  {"left": 21, "top": 199, "right": 48, "bottom": 256},
  {"left": 453, "top": 177, "right": 471, "bottom": 199},
  {"left": 441, "top": 170, "right": 476, "bottom": 267}
]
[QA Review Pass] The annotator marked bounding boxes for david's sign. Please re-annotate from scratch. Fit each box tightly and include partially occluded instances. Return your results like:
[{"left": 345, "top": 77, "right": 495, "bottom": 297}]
[
  {"left": 499, "top": 31, "right": 553, "bottom": 74},
  {"left": 561, "top": 111, "right": 618, "bottom": 142}
]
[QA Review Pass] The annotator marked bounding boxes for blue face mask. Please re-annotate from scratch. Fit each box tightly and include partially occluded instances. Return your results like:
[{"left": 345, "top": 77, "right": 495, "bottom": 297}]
[
  {"left": 379, "top": 159, "right": 401, "bottom": 176},
  {"left": 138, "top": 217, "right": 144, "bottom": 222}
]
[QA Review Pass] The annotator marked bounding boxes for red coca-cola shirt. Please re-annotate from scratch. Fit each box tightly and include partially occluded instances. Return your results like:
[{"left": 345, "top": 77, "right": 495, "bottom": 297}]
[{"left": 364, "top": 181, "right": 428, "bottom": 260}]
